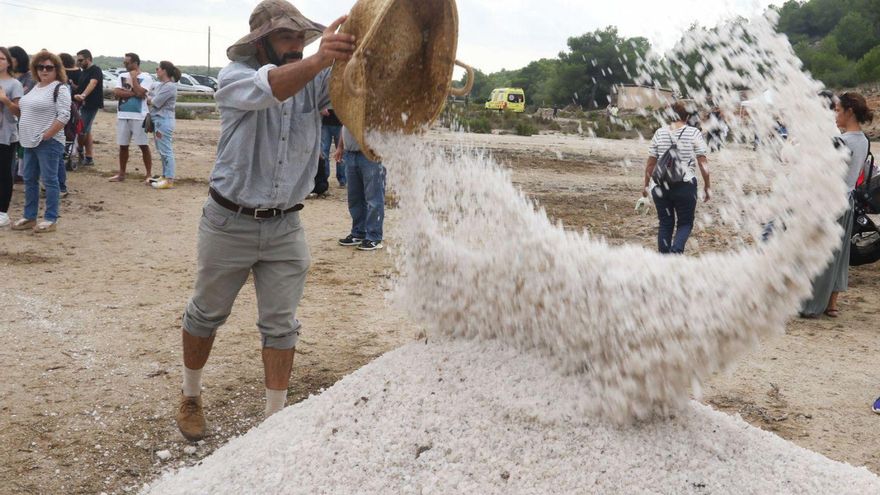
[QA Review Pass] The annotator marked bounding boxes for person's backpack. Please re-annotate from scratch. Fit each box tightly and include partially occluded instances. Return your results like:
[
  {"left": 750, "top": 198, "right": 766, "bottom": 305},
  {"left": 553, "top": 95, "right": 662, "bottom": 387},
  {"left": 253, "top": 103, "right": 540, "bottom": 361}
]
[
  {"left": 53, "top": 82, "right": 83, "bottom": 142},
  {"left": 855, "top": 136, "right": 879, "bottom": 213},
  {"left": 651, "top": 127, "right": 691, "bottom": 187}
]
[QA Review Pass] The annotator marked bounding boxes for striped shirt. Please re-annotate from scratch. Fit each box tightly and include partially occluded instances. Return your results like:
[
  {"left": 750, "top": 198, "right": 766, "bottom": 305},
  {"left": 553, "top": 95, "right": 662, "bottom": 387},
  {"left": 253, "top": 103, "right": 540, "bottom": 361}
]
[
  {"left": 648, "top": 125, "right": 707, "bottom": 183},
  {"left": 18, "top": 81, "right": 70, "bottom": 148}
]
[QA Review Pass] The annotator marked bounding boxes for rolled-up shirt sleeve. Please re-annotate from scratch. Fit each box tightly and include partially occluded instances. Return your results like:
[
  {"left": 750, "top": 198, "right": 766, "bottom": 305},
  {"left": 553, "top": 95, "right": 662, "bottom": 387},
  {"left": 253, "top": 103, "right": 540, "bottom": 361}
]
[
  {"left": 215, "top": 62, "right": 284, "bottom": 111},
  {"left": 55, "top": 84, "right": 71, "bottom": 125},
  {"left": 316, "top": 67, "right": 331, "bottom": 111}
]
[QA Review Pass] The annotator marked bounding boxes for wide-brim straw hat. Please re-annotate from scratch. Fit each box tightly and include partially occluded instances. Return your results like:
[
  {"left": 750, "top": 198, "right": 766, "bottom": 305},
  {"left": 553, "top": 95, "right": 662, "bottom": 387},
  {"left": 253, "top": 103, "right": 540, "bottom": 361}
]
[
  {"left": 227, "top": 0, "right": 326, "bottom": 62},
  {"left": 329, "top": 0, "right": 474, "bottom": 161}
]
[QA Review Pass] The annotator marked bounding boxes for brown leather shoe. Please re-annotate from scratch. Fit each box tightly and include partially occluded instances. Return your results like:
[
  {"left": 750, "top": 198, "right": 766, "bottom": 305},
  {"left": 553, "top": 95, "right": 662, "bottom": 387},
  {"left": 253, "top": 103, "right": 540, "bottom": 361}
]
[{"left": 176, "top": 394, "right": 207, "bottom": 441}]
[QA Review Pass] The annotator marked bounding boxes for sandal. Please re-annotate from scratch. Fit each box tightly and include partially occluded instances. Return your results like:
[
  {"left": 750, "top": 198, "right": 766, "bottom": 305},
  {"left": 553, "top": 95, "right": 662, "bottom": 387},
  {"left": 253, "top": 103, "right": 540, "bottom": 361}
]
[
  {"left": 873, "top": 397, "right": 880, "bottom": 415},
  {"left": 11, "top": 218, "right": 36, "bottom": 231},
  {"left": 33, "top": 221, "right": 56, "bottom": 233},
  {"left": 108, "top": 175, "right": 125, "bottom": 182},
  {"left": 824, "top": 308, "right": 840, "bottom": 318}
]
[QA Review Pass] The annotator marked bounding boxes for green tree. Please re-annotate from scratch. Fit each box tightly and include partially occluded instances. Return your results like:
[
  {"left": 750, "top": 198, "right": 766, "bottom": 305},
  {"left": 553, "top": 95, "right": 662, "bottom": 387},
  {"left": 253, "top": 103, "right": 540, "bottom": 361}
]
[
  {"left": 551, "top": 27, "right": 650, "bottom": 108},
  {"left": 832, "top": 12, "right": 879, "bottom": 60},
  {"left": 856, "top": 45, "right": 880, "bottom": 82}
]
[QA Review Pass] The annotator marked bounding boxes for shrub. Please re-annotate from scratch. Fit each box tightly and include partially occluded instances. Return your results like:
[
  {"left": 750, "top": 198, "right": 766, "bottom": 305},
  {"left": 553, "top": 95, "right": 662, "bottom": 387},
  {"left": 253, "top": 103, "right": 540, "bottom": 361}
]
[
  {"left": 515, "top": 122, "right": 537, "bottom": 136},
  {"left": 176, "top": 107, "right": 196, "bottom": 120},
  {"left": 467, "top": 117, "right": 492, "bottom": 134}
]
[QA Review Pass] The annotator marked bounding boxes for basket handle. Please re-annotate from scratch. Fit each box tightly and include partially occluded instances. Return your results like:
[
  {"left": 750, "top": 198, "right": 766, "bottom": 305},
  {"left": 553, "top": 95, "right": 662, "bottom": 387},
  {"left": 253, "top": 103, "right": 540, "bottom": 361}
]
[
  {"left": 344, "top": 52, "right": 366, "bottom": 97},
  {"left": 449, "top": 60, "right": 475, "bottom": 97}
]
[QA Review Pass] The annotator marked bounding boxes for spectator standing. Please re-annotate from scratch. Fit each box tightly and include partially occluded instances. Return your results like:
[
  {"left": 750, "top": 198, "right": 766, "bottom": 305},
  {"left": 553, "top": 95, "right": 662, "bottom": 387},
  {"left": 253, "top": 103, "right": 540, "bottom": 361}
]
[
  {"left": 320, "top": 106, "right": 343, "bottom": 186},
  {"left": 59, "top": 53, "right": 81, "bottom": 92},
  {"left": 9, "top": 46, "right": 32, "bottom": 183},
  {"left": 11, "top": 51, "right": 70, "bottom": 233},
  {"left": 642, "top": 102, "right": 711, "bottom": 254},
  {"left": 0, "top": 47, "right": 24, "bottom": 228},
  {"left": 111, "top": 52, "right": 153, "bottom": 183},
  {"left": 55, "top": 53, "right": 81, "bottom": 197},
  {"left": 149, "top": 61, "right": 180, "bottom": 190},
  {"left": 8, "top": 46, "right": 34, "bottom": 94},
  {"left": 336, "top": 126, "right": 386, "bottom": 251},
  {"left": 801, "top": 92, "right": 874, "bottom": 318},
  {"left": 74, "top": 50, "right": 102, "bottom": 166}
]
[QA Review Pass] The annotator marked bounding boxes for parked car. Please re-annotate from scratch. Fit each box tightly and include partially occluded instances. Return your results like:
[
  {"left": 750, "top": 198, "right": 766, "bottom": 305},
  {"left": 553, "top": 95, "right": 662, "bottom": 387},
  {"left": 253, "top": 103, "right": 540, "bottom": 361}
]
[
  {"left": 177, "top": 73, "right": 214, "bottom": 94},
  {"left": 190, "top": 74, "right": 218, "bottom": 91},
  {"left": 102, "top": 70, "right": 116, "bottom": 98}
]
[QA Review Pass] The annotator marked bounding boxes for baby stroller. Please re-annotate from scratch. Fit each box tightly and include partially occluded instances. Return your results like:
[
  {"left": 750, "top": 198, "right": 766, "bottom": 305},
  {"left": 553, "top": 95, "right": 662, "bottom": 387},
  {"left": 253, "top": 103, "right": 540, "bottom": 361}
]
[
  {"left": 63, "top": 100, "right": 84, "bottom": 172},
  {"left": 851, "top": 142, "right": 880, "bottom": 266}
]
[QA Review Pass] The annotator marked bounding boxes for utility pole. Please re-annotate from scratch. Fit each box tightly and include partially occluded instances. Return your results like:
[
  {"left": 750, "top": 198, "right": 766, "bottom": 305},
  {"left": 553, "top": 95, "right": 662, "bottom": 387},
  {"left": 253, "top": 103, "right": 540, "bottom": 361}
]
[{"left": 208, "top": 26, "right": 212, "bottom": 75}]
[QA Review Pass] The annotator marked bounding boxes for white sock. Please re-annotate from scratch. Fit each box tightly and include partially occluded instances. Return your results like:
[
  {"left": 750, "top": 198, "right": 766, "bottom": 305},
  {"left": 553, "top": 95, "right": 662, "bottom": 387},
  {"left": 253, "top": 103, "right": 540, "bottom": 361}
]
[
  {"left": 182, "top": 367, "right": 203, "bottom": 397},
  {"left": 265, "top": 389, "right": 287, "bottom": 417}
]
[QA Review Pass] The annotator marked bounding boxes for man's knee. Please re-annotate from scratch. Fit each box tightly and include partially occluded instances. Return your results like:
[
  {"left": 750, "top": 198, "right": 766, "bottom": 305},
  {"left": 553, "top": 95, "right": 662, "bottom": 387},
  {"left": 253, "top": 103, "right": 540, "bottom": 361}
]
[{"left": 182, "top": 300, "right": 227, "bottom": 339}]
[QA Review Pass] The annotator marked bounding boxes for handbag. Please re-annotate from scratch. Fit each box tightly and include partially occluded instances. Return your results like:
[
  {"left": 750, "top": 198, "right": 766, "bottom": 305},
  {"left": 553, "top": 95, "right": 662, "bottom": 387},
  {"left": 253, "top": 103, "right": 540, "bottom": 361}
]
[{"left": 142, "top": 113, "right": 154, "bottom": 133}]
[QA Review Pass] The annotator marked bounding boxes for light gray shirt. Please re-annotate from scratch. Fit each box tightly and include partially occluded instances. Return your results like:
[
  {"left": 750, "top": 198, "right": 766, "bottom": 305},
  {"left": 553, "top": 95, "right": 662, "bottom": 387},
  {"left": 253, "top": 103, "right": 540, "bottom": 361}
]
[
  {"left": 0, "top": 77, "right": 24, "bottom": 145},
  {"left": 840, "top": 131, "right": 870, "bottom": 191},
  {"left": 210, "top": 58, "right": 330, "bottom": 209},
  {"left": 149, "top": 81, "right": 177, "bottom": 121},
  {"left": 341, "top": 126, "right": 361, "bottom": 152}
]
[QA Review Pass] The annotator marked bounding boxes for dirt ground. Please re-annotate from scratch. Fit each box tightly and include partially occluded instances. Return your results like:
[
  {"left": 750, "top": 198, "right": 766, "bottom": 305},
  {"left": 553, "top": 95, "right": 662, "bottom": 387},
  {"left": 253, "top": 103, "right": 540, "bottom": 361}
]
[{"left": 0, "top": 113, "right": 878, "bottom": 494}]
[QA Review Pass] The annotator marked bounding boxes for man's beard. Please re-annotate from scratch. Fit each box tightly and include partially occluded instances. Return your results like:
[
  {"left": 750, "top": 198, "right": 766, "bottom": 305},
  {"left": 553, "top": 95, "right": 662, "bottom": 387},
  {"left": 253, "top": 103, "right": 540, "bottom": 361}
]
[
  {"left": 264, "top": 40, "right": 302, "bottom": 66},
  {"left": 281, "top": 52, "right": 304, "bottom": 64}
]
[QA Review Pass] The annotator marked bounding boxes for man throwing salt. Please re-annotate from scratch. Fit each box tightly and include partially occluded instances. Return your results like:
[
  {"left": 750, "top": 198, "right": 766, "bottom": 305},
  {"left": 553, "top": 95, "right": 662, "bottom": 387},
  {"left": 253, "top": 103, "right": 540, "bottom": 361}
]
[{"left": 175, "top": 0, "right": 355, "bottom": 441}]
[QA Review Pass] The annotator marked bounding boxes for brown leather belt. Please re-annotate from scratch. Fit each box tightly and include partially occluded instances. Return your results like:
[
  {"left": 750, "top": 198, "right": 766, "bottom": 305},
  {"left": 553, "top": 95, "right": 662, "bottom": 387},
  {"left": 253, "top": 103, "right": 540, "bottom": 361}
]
[{"left": 209, "top": 188, "right": 303, "bottom": 219}]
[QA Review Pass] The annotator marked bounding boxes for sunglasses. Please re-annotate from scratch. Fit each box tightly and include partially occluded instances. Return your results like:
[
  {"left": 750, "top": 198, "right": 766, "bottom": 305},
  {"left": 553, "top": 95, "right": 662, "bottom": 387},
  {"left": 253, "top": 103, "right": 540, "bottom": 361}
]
[{"left": 36, "top": 64, "right": 56, "bottom": 72}]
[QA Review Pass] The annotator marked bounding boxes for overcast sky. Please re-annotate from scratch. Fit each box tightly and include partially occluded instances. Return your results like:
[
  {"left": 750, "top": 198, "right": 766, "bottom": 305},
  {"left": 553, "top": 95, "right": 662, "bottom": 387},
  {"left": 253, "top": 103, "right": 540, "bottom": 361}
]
[{"left": 2, "top": 0, "right": 785, "bottom": 74}]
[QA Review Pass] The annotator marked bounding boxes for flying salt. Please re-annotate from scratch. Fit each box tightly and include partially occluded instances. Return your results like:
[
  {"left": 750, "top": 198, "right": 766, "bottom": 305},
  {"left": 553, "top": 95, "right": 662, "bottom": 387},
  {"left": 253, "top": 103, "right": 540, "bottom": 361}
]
[{"left": 371, "top": 12, "right": 848, "bottom": 423}]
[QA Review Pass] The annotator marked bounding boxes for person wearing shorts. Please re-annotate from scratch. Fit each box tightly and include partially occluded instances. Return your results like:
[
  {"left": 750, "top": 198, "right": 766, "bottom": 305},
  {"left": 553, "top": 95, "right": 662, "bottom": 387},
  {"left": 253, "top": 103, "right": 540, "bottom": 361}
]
[
  {"left": 110, "top": 52, "right": 152, "bottom": 182},
  {"left": 173, "top": 0, "right": 356, "bottom": 442},
  {"left": 74, "top": 49, "right": 103, "bottom": 166}
]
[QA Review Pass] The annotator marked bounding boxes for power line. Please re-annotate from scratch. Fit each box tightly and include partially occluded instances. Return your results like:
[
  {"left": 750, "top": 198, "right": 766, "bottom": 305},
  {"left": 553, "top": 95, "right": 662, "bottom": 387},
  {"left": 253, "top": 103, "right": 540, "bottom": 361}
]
[{"left": 0, "top": 0, "right": 204, "bottom": 35}]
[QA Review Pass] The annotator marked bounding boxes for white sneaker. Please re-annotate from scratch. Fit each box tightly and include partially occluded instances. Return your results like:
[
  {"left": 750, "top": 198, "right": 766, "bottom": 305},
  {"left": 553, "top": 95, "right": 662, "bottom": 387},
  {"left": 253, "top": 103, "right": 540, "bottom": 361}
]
[{"left": 0, "top": 212, "right": 9, "bottom": 228}]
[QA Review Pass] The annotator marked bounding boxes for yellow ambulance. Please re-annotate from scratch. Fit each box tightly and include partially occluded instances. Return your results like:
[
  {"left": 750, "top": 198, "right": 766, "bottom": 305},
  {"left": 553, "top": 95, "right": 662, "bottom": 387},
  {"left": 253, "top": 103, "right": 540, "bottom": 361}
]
[{"left": 485, "top": 88, "right": 526, "bottom": 112}]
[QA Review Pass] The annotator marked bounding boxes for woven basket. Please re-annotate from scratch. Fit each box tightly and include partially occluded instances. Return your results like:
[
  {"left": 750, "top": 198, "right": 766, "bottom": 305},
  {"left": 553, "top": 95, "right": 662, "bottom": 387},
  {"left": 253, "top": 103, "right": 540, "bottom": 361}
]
[{"left": 329, "top": 0, "right": 473, "bottom": 161}]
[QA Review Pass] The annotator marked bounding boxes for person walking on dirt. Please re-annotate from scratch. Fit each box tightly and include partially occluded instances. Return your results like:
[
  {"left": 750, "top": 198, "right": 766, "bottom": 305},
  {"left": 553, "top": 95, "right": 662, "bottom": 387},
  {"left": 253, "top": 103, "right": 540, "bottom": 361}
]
[
  {"left": 174, "top": 0, "right": 356, "bottom": 442},
  {"left": 642, "top": 101, "right": 711, "bottom": 254},
  {"left": 110, "top": 53, "right": 153, "bottom": 183}
]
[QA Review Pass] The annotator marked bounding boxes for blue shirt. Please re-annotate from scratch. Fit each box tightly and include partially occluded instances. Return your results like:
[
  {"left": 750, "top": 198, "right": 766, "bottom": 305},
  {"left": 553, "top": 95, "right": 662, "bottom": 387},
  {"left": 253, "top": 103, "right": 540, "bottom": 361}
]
[{"left": 210, "top": 57, "right": 330, "bottom": 209}]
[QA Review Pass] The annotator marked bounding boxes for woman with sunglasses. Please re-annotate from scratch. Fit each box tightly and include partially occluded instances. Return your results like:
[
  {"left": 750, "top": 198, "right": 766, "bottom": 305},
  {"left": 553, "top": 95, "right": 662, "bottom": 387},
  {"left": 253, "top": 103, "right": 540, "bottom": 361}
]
[{"left": 12, "top": 51, "right": 70, "bottom": 233}]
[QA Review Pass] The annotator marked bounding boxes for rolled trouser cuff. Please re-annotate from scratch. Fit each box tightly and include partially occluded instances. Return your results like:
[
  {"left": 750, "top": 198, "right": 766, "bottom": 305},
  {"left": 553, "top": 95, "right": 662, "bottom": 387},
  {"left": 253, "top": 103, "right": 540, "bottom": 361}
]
[
  {"left": 260, "top": 320, "right": 302, "bottom": 350},
  {"left": 182, "top": 299, "right": 227, "bottom": 338}
]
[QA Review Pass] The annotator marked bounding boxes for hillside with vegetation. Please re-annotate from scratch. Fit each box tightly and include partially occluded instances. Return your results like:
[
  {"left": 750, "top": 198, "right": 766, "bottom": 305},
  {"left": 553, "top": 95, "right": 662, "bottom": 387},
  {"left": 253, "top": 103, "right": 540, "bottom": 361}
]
[
  {"left": 461, "top": 0, "right": 880, "bottom": 110},
  {"left": 778, "top": 0, "right": 880, "bottom": 87}
]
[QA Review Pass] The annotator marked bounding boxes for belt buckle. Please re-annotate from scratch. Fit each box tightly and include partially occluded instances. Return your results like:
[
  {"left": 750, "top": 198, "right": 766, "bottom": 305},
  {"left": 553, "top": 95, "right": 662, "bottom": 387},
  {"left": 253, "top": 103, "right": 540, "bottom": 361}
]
[{"left": 253, "top": 208, "right": 272, "bottom": 219}]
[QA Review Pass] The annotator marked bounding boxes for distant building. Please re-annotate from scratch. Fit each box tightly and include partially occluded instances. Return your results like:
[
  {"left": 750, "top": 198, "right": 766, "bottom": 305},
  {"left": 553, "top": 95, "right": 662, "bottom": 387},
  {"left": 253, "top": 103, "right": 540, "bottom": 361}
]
[{"left": 612, "top": 84, "right": 675, "bottom": 111}]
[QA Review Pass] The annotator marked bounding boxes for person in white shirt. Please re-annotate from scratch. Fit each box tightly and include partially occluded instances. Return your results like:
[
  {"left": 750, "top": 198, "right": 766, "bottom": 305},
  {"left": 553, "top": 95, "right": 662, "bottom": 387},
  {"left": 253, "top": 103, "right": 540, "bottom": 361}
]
[
  {"left": 110, "top": 52, "right": 153, "bottom": 183},
  {"left": 11, "top": 51, "right": 70, "bottom": 233}
]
